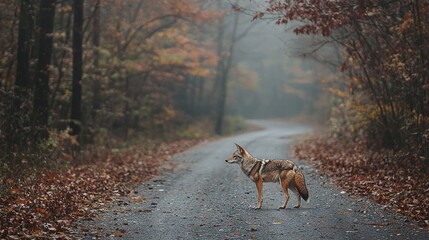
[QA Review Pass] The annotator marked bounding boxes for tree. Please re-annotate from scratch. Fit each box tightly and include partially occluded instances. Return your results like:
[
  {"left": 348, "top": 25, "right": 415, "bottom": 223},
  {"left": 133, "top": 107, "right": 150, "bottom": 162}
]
[
  {"left": 214, "top": 14, "right": 237, "bottom": 135},
  {"left": 1, "top": 0, "right": 225, "bottom": 156},
  {"left": 214, "top": 8, "right": 254, "bottom": 135},
  {"left": 91, "top": 0, "right": 101, "bottom": 121},
  {"left": 70, "top": 0, "right": 83, "bottom": 136},
  {"left": 253, "top": 0, "right": 429, "bottom": 158},
  {"left": 33, "top": 0, "right": 56, "bottom": 141},
  {"left": 6, "top": 0, "right": 36, "bottom": 146},
  {"left": 15, "top": 0, "right": 35, "bottom": 92}
]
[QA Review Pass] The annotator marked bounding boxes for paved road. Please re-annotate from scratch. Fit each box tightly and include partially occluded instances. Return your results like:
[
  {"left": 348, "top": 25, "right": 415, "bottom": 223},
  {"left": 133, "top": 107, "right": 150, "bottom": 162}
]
[{"left": 79, "top": 120, "right": 429, "bottom": 239}]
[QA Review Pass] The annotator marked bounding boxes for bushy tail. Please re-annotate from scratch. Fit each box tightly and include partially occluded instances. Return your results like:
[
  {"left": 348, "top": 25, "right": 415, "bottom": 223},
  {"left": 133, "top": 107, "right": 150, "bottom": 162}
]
[{"left": 294, "top": 168, "right": 309, "bottom": 201}]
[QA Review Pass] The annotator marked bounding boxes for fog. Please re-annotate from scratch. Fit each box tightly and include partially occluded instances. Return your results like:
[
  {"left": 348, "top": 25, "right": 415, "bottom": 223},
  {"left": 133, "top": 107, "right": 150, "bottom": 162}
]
[
  {"left": 223, "top": 10, "right": 333, "bottom": 120},
  {"left": 0, "top": 0, "right": 337, "bottom": 144}
]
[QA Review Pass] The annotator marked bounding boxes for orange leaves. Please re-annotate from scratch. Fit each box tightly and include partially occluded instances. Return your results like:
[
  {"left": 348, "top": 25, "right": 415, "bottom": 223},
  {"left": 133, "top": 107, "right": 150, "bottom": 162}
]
[
  {"left": 0, "top": 139, "right": 200, "bottom": 238},
  {"left": 35, "top": 207, "right": 47, "bottom": 214},
  {"left": 8, "top": 188, "right": 21, "bottom": 195},
  {"left": 260, "top": 0, "right": 362, "bottom": 36},
  {"left": 100, "top": 0, "right": 221, "bottom": 84},
  {"left": 157, "top": 36, "right": 218, "bottom": 79},
  {"left": 397, "top": 13, "right": 414, "bottom": 34},
  {"left": 293, "top": 136, "right": 429, "bottom": 228},
  {"left": 327, "top": 87, "right": 347, "bottom": 98}
]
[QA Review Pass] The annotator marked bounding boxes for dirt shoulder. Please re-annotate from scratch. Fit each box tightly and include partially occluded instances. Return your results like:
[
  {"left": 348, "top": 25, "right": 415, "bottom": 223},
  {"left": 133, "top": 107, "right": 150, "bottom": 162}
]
[
  {"left": 292, "top": 135, "right": 429, "bottom": 228},
  {"left": 0, "top": 139, "right": 201, "bottom": 239}
]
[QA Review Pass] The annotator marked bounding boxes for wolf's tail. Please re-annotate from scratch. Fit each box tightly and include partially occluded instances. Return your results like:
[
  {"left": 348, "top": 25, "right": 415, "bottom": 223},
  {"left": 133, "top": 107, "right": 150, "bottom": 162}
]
[{"left": 294, "top": 167, "right": 309, "bottom": 201}]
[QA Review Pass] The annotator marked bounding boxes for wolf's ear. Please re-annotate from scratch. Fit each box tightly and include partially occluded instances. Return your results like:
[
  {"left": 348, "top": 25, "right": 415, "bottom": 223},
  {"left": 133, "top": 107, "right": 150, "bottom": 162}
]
[{"left": 235, "top": 143, "right": 249, "bottom": 156}]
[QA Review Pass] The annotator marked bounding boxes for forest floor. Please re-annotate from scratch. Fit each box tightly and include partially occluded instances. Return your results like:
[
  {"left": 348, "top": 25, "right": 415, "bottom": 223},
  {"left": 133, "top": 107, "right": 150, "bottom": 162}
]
[
  {"left": 1, "top": 121, "right": 428, "bottom": 238},
  {"left": 292, "top": 135, "right": 429, "bottom": 228},
  {"left": 0, "top": 138, "right": 202, "bottom": 239}
]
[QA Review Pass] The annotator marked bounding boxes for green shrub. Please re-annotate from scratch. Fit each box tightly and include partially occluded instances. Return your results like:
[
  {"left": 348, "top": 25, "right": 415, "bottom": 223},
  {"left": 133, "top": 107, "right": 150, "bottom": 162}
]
[{"left": 222, "top": 115, "right": 246, "bottom": 135}]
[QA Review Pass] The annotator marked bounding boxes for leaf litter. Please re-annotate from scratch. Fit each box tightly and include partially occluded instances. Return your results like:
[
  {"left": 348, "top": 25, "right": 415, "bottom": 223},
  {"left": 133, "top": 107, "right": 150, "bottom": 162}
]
[
  {"left": 0, "top": 139, "right": 200, "bottom": 238},
  {"left": 293, "top": 135, "right": 429, "bottom": 228}
]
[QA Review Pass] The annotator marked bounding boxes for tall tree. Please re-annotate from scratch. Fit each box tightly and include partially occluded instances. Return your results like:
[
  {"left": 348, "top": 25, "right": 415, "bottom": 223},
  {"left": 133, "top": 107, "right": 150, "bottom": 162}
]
[
  {"left": 70, "top": 0, "right": 83, "bottom": 136},
  {"left": 91, "top": 0, "right": 101, "bottom": 120},
  {"left": 214, "top": 16, "right": 226, "bottom": 135},
  {"left": 215, "top": 11, "right": 252, "bottom": 134},
  {"left": 15, "top": 0, "right": 34, "bottom": 91},
  {"left": 7, "top": 0, "right": 35, "bottom": 145},
  {"left": 33, "top": 0, "right": 55, "bottom": 141}
]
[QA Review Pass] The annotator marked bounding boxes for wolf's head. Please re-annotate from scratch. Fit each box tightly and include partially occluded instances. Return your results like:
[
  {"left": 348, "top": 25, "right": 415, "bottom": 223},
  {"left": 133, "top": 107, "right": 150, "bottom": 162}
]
[{"left": 225, "top": 143, "right": 251, "bottom": 164}]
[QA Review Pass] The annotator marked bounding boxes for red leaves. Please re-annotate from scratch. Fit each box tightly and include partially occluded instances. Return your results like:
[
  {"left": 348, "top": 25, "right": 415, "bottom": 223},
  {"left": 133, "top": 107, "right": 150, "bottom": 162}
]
[
  {"left": 293, "top": 136, "right": 429, "bottom": 228},
  {"left": 258, "top": 0, "right": 368, "bottom": 36},
  {"left": 0, "top": 139, "right": 200, "bottom": 238},
  {"left": 252, "top": 12, "right": 265, "bottom": 21}
]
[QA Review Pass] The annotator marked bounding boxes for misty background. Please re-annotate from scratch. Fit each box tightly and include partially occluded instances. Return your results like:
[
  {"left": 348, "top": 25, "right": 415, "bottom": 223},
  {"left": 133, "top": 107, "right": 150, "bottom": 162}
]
[
  {"left": 222, "top": 12, "right": 333, "bottom": 121},
  {"left": 0, "top": 0, "right": 339, "bottom": 154}
]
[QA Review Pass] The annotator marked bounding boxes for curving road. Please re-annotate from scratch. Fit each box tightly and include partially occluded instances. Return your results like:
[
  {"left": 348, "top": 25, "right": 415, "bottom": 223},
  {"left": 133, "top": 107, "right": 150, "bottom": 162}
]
[{"left": 79, "top": 120, "right": 429, "bottom": 239}]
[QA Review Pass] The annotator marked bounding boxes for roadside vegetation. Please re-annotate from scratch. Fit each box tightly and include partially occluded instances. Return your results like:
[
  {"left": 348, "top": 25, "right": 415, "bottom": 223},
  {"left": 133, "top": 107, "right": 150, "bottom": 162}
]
[
  {"left": 0, "top": 0, "right": 251, "bottom": 238},
  {"left": 2, "top": 0, "right": 428, "bottom": 237},
  {"left": 248, "top": 0, "right": 429, "bottom": 228},
  {"left": 294, "top": 136, "right": 429, "bottom": 227}
]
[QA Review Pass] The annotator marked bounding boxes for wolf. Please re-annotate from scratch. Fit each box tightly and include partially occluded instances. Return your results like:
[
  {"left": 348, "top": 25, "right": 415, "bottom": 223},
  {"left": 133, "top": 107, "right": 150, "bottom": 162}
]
[{"left": 225, "top": 143, "right": 309, "bottom": 209}]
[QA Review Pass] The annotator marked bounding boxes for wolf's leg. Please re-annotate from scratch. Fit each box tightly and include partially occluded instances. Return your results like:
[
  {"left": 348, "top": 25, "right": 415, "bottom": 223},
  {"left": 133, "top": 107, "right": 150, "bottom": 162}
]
[
  {"left": 295, "top": 196, "right": 301, "bottom": 208},
  {"left": 293, "top": 188, "right": 301, "bottom": 208},
  {"left": 279, "top": 177, "right": 290, "bottom": 209},
  {"left": 255, "top": 178, "right": 263, "bottom": 209}
]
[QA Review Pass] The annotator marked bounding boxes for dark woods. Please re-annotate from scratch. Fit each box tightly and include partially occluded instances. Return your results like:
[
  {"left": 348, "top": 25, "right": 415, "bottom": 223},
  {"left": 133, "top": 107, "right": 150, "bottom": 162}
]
[
  {"left": 1, "top": 0, "right": 427, "bottom": 167},
  {"left": 0, "top": 0, "right": 240, "bottom": 165}
]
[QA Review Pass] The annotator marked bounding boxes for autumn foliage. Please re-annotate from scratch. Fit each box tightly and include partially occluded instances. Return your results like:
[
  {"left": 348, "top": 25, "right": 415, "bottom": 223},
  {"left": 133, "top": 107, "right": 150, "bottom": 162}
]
[
  {"left": 256, "top": 0, "right": 429, "bottom": 158},
  {"left": 253, "top": 0, "right": 429, "bottom": 228},
  {"left": 0, "top": 0, "right": 230, "bottom": 162},
  {"left": 0, "top": 0, "right": 237, "bottom": 237}
]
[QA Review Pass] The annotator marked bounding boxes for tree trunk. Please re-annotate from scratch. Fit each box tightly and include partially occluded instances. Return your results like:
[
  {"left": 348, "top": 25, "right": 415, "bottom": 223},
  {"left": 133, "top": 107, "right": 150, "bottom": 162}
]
[
  {"left": 189, "top": 77, "right": 197, "bottom": 115},
  {"left": 214, "top": 17, "right": 225, "bottom": 135},
  {"left": 8, "top": 0, "right": 35, "bottom": 145},
  {"left": 196, "top": 77, "right": 204, "bottom": 115},
  {"left": 92, "top": 0, "right": 101, "bottom": 120},
  {"left": 70, "top": 0, "right": 84, "bottom": 136},
  {"left": 32, "top": 0, "right": 55, "bottom": 141},
  {"left": 50, "top": 3, "right": 72, "bottom": 111},
  {"left": 15, "top": 0, "right": 35, "bottom": 90},
  {"left": 215, "top": 13, "right": 239, "bottom": 135}
]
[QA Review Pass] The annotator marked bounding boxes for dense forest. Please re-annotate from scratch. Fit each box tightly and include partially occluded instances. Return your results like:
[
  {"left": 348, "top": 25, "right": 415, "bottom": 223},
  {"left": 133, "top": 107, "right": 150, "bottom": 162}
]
[
  {"left": 1, "top": 1, "right": 224, "bottom": 148},
  {"left": 1, "top": 0, "right": 428, "bottom": 237},
  {"left": 0, "top": 0, "right": 329, "bottom": 166},
  {"left": 0, "top": 0, "right": 250, "bottom": 166},
  {"left": 0, "top": 1, "right": 329, "bottom": 236}
]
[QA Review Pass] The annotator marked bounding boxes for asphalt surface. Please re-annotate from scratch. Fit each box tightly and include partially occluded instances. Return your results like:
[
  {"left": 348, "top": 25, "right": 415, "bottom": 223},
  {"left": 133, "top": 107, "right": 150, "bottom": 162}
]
[{"left": 79, "top": 120, "right": 429, "bottom": 239}]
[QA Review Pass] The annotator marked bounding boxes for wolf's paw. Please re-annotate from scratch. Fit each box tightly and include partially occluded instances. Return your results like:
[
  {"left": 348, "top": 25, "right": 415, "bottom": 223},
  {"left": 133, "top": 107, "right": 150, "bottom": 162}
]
[
  {"left": 293, "top": 205, "right": 300, "bottom": 208},
  {"left": 279, "top": 206, "right": 286, "bottom": 209},
  {"left": 249, "top": 204, "right": 261, "bottom": 210}
]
